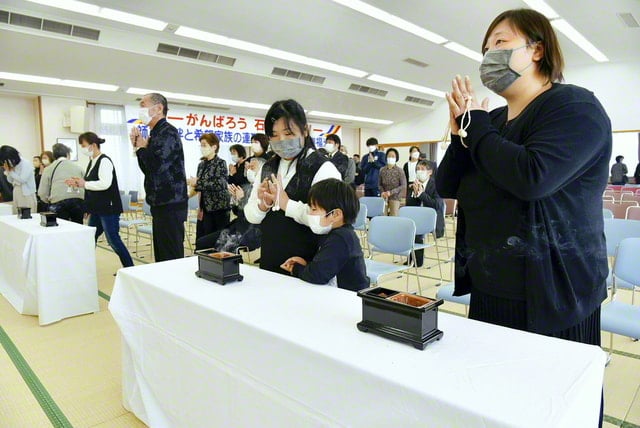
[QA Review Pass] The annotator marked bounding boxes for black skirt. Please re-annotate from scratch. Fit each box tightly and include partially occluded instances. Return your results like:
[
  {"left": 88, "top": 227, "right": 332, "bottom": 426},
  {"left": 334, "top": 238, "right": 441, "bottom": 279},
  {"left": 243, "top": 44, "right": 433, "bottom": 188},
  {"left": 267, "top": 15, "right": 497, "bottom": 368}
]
[{"left": 468, "top": 288, "right": 601, "bottom": 346}]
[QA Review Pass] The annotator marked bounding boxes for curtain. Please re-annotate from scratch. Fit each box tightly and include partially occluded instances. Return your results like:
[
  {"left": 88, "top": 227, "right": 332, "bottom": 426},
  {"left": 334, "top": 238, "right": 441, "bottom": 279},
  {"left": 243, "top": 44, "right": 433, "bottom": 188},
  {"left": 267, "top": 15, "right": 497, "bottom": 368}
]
[{"left": 93, "top": 104, "right": 142, "bottom": 196}]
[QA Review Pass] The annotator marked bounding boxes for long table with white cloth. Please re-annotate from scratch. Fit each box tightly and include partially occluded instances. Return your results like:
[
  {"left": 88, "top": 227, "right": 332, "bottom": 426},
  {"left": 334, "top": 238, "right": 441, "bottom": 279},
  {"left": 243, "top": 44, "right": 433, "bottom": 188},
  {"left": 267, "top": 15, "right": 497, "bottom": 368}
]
[
  {"left": 109, "top": 257, "right": 606, "bottom": 428},
  {"left": 0, "top": 202, "right": 13, "bottom": 216},
  {"left": 0, "top": 215, "right": 99, "bottom": 325}
]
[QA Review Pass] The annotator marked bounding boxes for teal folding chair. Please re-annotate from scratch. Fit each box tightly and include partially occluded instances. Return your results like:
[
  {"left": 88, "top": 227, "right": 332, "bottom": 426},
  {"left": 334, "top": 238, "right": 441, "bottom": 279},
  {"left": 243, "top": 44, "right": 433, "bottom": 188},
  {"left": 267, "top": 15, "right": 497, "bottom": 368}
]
[
  {"left": 365, "top": 216, "right": 419, "bottom": 292},
  {"left": 135, "top": 201, "right": 153, "bottom": 258},
  {"left": 353, "top": 202, "right": 368, "bottom": 251},
  {"left": 601, "top": 238, "right": 640, "bottom": 359},
  {"left": 604, "top": 219, "right": 640, "bottom": 303},
  {"left": 436, "top": 282, "right": 470, "bottom": 315},
  {"left": 119, "top": 194, "right": 147, "bottom": 245},
  {"left": 398, "top": 206, "right": 444, "bottom": 285},
  {"left": 359, "top": 196, "right": 385, "bottom": 218}
]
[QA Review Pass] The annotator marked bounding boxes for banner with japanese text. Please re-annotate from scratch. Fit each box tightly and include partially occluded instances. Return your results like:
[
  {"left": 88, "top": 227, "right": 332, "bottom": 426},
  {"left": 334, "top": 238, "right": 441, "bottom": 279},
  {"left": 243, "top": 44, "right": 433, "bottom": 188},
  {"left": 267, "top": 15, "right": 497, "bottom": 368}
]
[{"left": 125, "top": 105, "right": 341, "bottom": 178}]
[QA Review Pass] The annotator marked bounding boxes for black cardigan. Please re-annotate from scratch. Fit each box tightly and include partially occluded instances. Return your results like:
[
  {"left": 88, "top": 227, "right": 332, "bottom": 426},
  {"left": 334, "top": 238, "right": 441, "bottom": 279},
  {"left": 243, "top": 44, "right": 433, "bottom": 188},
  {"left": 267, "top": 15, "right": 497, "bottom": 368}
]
[{"left": 436, "top": 83, "right": 611, "bottom": 334}]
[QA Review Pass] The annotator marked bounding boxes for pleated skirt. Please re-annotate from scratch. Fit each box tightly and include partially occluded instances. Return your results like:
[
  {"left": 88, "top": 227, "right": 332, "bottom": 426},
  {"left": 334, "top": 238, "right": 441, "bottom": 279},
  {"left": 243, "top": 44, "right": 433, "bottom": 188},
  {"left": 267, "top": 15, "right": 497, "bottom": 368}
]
[{"left": 468, "top": 287, "right": 601, "bottom": 346}]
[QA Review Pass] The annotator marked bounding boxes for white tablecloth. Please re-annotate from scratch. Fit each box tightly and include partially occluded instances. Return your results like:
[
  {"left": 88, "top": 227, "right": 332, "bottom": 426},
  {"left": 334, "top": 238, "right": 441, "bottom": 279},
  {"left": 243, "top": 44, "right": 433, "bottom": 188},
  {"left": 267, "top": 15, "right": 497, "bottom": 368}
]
[
  {"left": 110, "top": 257, "right": 606, "bottom": 428},
  {"left": 0, "top": 202, "right": 13, "bottom": 216},
  {"left": 0, "top": 216, "right": 99, "bottom": 325}
]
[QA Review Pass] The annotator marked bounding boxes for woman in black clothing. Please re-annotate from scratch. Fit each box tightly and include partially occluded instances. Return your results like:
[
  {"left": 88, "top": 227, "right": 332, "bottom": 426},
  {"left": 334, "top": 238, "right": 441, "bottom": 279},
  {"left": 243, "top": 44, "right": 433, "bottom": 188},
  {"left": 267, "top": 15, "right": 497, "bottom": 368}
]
[
  {"left": 407, "top": 161, "right": 444, "bottom": 267},
  {"left": 188, "top": 133, "right": 230, "bottom": 241},
  {"left": 437, "top": 9, "right": 610, "bottom": 347},
  {"left": 402, "top": 146, "right": 421, "bottom": 199},
  {"left": 228, "top": 144, "right": 249, "bottom": 187},
  {"left": 245, "top": 99, "right": 341, "bottom": 275},
  {"left": 249, "top": 133, "right": 272, "bottom": 161},
  {"left": 195, "top": 157, "right": 264, "bottom": 252}
]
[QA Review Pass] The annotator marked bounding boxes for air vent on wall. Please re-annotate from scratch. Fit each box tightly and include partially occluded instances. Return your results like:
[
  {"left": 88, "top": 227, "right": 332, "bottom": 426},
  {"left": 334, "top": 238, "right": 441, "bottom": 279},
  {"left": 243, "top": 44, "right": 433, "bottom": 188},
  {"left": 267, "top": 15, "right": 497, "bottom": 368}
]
[
  {"left": 9, "top": 12, "right": 41, "bottom": 29},
  {"left": 42, "top": 19, "right": 72, "bottom": 36},
  {"left": 71, "top": 25, "right": 100, "bottom": 41},
  {"left": 403, "top": 57, "right": 429, "bottom": 68},
  {"left": 348, "top": 83, "right": 388, "bottom": 97},
  {"left": 617, "top": 12, "right": 640, "bottom": 28},
  {"left": 405, "top": 96, "right": 434, "bottom": 106},
  {"left": 271, "top": 67, "right": 326, "bottom": 84},
  {"left": 1, "top": 10, "right": 100, "bottom": 40},
  {"left": 156, "top": 43, "right": 236, "bottom": 66}
]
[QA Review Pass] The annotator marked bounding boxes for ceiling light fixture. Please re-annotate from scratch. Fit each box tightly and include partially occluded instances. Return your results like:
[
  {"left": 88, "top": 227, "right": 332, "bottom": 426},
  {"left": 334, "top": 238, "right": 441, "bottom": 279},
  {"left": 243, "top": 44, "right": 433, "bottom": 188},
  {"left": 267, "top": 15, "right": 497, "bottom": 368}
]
[
  {"left": 0, "top": 72, "right": 118, "bottom": 91},
  {"left": 307, "top": 110, "right": 393, "bottom": 125},
  {"left": 367, "top": 74, "right": 445, "bottom": 98},
  {"left": 329, "top": 0, "right": 446, "bottom": 44},
  {"left": 24, "top": 0, "right": 168, "bottom": 31},
  {"left": 126, "top": 88, "right": 271, "bottom": 110},
  {"left": 522, "top": 0, "right": 608, "bottom": 62},
  {"left": 174, "top": 26, "right": 368, "bottom": 78},
  {"left": 520, "top": 0, "right": 560, "bottom": 19},
  {"left": 551, "top": 19, "right": 609, "bottom": 62},
  {"left": 442, "top": 42, "right": 483, "bottom": 62}
]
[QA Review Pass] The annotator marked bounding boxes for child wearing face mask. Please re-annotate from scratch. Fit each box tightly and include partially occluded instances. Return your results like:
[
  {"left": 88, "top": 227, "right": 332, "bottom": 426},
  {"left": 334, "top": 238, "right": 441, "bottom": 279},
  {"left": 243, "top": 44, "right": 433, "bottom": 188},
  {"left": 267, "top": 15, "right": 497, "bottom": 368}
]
[{"left": 280, "top": 178, "right": 369, "bottom": 292}]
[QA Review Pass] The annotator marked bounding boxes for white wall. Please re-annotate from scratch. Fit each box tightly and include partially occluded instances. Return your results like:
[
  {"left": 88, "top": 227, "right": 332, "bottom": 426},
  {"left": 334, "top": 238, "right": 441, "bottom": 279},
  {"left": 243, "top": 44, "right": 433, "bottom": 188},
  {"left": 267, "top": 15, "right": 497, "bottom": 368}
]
[
  {"left": 39, "top": 96, "right": 89, "bottom": 169},
  {"left": 566, "top": 59, "right": 640, "bottom": 131},
  {"left": 0, "top": 94, "right": 40, "bottom": 159}
]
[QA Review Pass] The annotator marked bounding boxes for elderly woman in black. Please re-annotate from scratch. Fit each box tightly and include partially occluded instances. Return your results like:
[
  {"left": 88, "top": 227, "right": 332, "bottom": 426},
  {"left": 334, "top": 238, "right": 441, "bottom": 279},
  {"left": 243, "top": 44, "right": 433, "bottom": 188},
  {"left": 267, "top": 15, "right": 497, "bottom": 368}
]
[
  {"left": 245, "top": 99, "right": 340, "bottom": 274},
  {"left": 188, "top": 133, "right": 230, "bottom": 242}
]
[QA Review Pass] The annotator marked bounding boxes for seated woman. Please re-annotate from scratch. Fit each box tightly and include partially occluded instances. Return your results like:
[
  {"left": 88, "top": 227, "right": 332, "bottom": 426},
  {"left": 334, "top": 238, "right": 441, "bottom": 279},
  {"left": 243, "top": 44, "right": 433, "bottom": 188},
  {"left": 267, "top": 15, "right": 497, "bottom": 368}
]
[
  {"left": 280, "top": 178, "right": 369, "bottom": 292},
  {"left": 195, "top": 157, "right": 265, "bottom": 253},
  {"left": 406, "top": 160, "right": 444, "bottom": 267}
]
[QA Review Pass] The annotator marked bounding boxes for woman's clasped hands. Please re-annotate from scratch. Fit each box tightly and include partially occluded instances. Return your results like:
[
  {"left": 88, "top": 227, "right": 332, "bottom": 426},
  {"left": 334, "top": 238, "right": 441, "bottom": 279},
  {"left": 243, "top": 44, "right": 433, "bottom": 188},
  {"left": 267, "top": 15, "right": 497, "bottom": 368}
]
[{"left": 258, "top": 173, "right": 289, "bottom": 212}]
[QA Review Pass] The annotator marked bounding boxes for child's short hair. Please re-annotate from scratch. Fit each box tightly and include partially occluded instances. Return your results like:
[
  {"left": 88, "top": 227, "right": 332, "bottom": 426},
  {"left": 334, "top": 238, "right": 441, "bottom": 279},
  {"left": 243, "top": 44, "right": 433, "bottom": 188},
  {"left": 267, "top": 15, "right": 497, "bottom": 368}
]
[{"left": 308, "top": 178, "right": 359, "bottom": 225}]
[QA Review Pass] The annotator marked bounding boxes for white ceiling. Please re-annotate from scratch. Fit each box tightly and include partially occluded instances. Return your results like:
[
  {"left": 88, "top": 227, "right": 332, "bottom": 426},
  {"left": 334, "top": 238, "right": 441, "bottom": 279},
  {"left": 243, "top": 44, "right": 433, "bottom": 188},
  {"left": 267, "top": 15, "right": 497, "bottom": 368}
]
[{"left": 0, "top": 0, "right": 638, "bottom": 128}]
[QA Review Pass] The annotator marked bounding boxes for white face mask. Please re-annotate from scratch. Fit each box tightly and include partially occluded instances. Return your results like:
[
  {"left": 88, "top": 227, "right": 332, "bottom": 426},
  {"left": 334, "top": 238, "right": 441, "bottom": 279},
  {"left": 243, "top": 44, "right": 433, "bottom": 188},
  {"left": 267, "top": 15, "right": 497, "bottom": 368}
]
[
  {"left": 80, "top": 146, "right": 93, "bottom": 157},
  {"left": 251, "top": 142, "right": 263, "bottom": 154},
  {"left": 416, "top": 170, "right": 430, "bottom": 182},
  {"left": 231, "top": 154, "right": 239, "bottom": 163},
  {"left": 42, "top": 158, "right": 50, "bottom": 166},
  {"left": 368, "top": 146, "right": 377, "bottom": 153},
  {"left": 411, "top": 151, "right": 420, "bottom": 160},
  {"left": 200, "top": 146, "right": 213, "bottom": 157},
  {"left": 325, "top": 143, "right": 335, "bottom": 153},
  {"left": 387, "top": 157, "right": 397, "bottom": 165},
  {"left": 246, "top": 168, "right": 257, "bottom": 183},
  {"left": 308, "top": 210, "right": 334, "bottom": 235},
  {"left": 138, "top": 107, "right": 154, "bottom": 125}
]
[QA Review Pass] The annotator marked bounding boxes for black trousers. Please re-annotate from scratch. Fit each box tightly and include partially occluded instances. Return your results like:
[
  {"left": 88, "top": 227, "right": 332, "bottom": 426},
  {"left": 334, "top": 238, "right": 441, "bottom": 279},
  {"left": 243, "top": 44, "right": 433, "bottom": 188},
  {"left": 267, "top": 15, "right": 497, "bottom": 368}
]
[
  {"left": 51, "top": 198, "right": 84, "bottom": 224},
  {"left": 151, "top": 203, "right": 187, "bottom": 262},
  {"left": 195, "top": 209, "right": 230, "bottom": 242},
  {"left": 364, "top": 188, "right": 380, "bottom": 197},
  {"left": 412, "top": 235, "right": 425, "bottom": 267}
]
